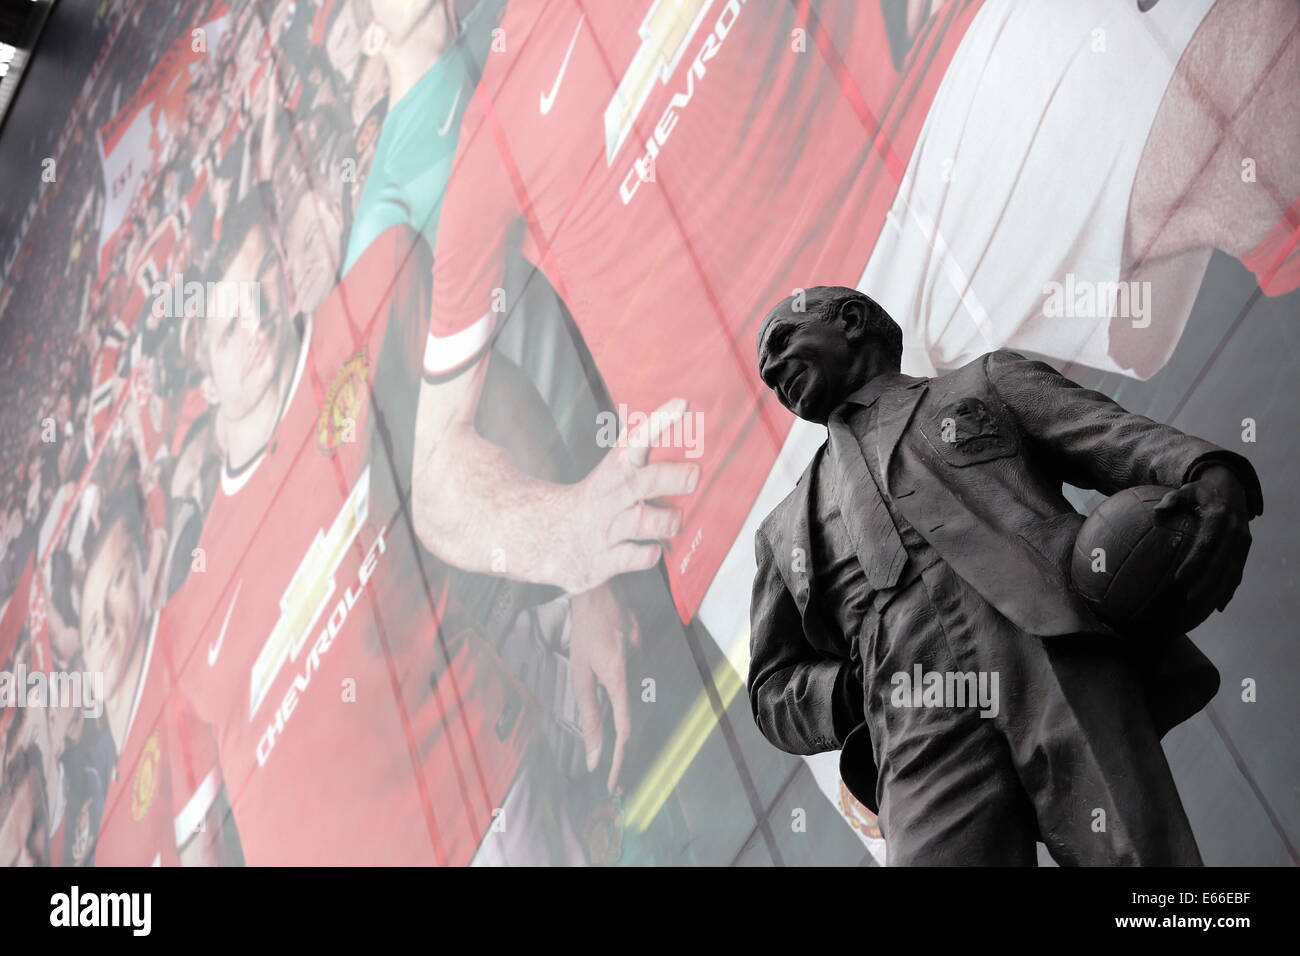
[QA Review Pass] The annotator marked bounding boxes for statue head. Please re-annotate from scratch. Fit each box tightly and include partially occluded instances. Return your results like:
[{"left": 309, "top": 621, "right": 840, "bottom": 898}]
[{"left": 756, "top": 286, "right": 902, "bottom": 424}]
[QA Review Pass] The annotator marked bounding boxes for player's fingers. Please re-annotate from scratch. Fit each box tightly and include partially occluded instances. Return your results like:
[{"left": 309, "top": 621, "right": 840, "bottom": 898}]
[
  {"left": 606, "top": 541, "right": 663, "bottom": 579},
  {"left": 607, "top": 503, "right": 681, "bottom": 545},
  {"left": 630, "top": 460, "right": 700, "bottom": 503},
  {"left": 606, "top": 729, "right": 628, "bottom": 796},
  {"left": 625, "top": 610, "right": 642, "bottom": 651},
  {"left": 606, "top": 671, "right": 631, "bottom": 795},
  {"left": 619, "top": 398, "right": 688, "bottom": 467},
  {"left": 571, "top": 653, "right": 604, "bottom": 774}
]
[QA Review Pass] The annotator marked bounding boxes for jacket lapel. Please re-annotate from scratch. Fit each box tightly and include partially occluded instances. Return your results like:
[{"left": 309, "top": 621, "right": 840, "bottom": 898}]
[
  {"left": 872, "top": 381, "right": 927, "bottom": 495},
  {"left": 768, "top": 445, "right": 822, "bottom": 616},
  {"left": 789, "top": 448, "right": 821, "bottom": 614}
]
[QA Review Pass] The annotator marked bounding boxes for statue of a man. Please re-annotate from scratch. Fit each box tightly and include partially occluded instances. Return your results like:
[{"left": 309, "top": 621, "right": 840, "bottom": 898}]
[{"left": 748, "top": 286, "right": 1261, "bottom": 865}]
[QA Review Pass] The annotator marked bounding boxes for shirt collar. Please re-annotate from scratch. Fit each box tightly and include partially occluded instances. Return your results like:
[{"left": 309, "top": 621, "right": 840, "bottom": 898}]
[{"left": 837, "top": 372, "right": 926, "bottom": 412}]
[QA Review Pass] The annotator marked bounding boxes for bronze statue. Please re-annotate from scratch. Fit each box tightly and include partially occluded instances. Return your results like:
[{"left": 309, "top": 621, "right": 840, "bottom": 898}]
[{"left": 748, "top": 286, "right": 1261, "bottom": 865}]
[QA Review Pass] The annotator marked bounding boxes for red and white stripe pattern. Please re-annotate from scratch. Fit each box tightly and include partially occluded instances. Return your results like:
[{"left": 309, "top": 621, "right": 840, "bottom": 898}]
[{"left": 422, "top": 311, "right": 494, "bottom": 383}]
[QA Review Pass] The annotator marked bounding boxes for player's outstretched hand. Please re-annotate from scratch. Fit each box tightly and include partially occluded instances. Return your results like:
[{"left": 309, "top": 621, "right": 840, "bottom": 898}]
[
  {"left": 1154, "top": 465, "right": 1252, "bottom": 618},
  {"left": 551, "top": 398, "right": 700, "bottom": 595}
]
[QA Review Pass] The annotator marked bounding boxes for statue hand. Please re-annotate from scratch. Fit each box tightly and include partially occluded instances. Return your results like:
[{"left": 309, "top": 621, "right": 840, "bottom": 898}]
[{"left": 1154, "top": 465, "right": 1252, "bottom": 617}]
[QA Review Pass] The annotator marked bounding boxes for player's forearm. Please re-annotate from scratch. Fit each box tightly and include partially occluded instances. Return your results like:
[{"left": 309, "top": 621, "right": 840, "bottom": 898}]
[{"left": 412, "top": 420, "right": 577, "bottom": 588}]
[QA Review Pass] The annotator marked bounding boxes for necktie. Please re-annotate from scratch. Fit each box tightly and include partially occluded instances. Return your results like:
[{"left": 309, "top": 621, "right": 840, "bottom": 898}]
[{"left": 827, "top": 408, "right": 908, "bottom": 592}]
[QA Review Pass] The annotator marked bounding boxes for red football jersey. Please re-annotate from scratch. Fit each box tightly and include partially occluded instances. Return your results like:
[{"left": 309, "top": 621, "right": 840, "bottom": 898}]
[
  {"left": 424, "top": 0, "right": 981, "bottom": 618},
  {"left": 92, "top": 620, "right": 217, "bottom": 867},
  {"left": 159, "top": 228, "right": 527, "bottom": 865}
]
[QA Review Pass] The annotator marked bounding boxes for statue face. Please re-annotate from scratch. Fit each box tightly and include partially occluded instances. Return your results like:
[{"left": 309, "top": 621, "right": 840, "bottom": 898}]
[
  {"left": 758, "top": 316, "right": 860, "bottom": 424},
  {"left": 204, "top": 228, "right": 296, "bottom": 423}
]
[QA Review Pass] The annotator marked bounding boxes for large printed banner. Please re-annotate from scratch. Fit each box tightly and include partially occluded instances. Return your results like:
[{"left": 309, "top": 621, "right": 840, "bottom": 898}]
[{"left": 0, "top": 0, "right": 1296, "bottom": 867}]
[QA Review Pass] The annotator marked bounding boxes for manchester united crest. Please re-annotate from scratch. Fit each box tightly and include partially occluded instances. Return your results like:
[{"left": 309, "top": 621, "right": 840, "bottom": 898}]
[
  {"left": 131, "top": 733, "right": 161, "bottom": 822},
  {"left": 317, "top": 353, "right": 369, "bottom": 454}
]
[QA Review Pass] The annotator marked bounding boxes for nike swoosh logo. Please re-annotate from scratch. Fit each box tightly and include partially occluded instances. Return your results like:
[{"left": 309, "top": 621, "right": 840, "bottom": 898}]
[
  {"left": 436, "top": 85, "right": 462, "bottom": 137},
  {"left": 540, "top": 15, "right": 585, "bottom": 116},
  {"left": 208, "top": 580, "right": 242, "bottom": 667}
]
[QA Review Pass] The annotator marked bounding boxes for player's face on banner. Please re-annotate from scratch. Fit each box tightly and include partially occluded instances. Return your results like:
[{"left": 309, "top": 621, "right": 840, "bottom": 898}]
[
  {"left": 79, "top": 523, "right": 145, "bottom": 701},
  {"left": 205, "top": 227, "right": 295, "bottom": 420},
  {"left": 284, "top": 194, "right": 341, "bottom": 317},
  {"left": 326, "top": 4, "right": 365, "bottom": 81},
  {"left": 170, "top": 429, "right": 213, "bottom": 512}
]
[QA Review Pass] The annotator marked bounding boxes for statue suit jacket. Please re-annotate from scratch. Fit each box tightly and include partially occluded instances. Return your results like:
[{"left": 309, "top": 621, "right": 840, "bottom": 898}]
[{"left": 748, "top": 349, "right": 1263, "bottom": 813}]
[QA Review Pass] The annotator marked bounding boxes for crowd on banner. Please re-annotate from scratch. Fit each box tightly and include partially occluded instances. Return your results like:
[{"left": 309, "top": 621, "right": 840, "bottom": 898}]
[
  {"left": 0, "top": 0, "right": 393, "bottom": 590},
  {"left": 0, "top": 0, "right": 495, "bottom": 866}
]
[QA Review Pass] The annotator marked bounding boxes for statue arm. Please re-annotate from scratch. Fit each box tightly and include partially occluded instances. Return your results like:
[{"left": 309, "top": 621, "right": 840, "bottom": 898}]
[
  {"left": 983, "top": 349, "right": 1263, "bottom": 516},
  {"left": 748, "top": 525, "right": 861, "bottom": 755}
]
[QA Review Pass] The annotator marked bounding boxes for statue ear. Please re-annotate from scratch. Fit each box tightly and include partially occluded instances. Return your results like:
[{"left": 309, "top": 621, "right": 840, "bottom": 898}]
[{"left": 838, "top": 296, "right": 868, "bottom": 343}]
